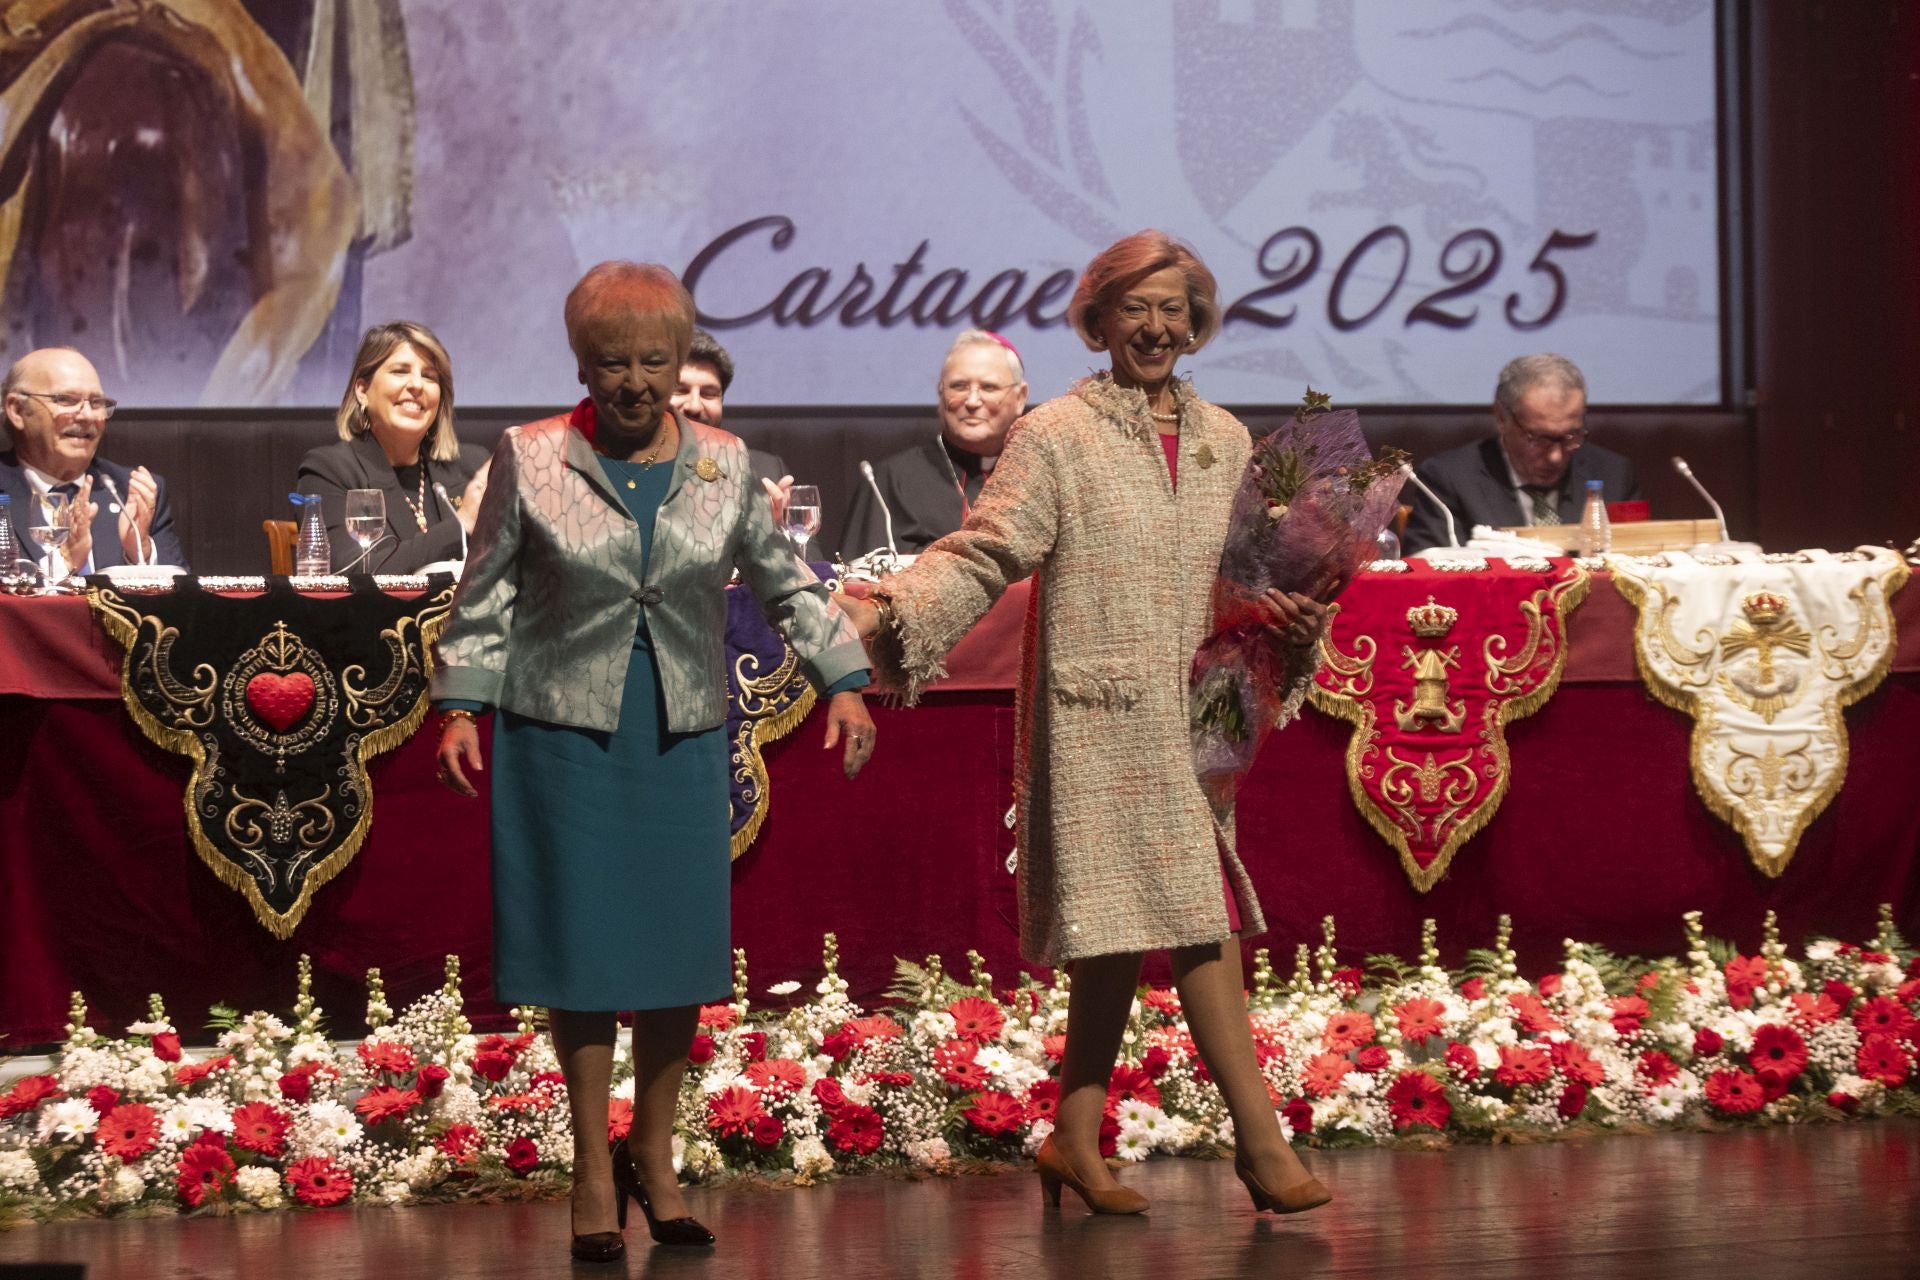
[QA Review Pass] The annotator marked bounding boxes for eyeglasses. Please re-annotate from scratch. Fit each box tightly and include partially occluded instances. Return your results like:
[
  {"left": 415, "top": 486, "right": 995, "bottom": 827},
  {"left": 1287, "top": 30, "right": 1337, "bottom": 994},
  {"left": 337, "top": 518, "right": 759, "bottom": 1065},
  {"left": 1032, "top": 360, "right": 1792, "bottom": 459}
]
[
  {"left": 943, "top": 380, "right": 1014, "bottom": 401},
  {"left": 14, "top": 391, "right": 118, "bottom": 419},
  {"left": 1504, "top": 416, "right": 1585, "bottom": 452}
]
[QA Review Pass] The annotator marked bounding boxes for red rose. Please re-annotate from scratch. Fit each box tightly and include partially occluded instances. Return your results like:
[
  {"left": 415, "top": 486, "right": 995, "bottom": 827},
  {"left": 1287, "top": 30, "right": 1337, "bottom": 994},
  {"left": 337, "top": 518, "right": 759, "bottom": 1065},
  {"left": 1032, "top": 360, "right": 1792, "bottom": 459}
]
[
  {"left": 1899, "top": 979, "right": 1920, "bottom": 1006},
  {"left": 1748, "top": 1024, "right": 1809, "bottom": 1084},
  {"left": 86, "top": 1086, "right": 121, "bottom": 1115},
  {"left": 1355, "top": 1045, "right": 1391, "bottom": 1073},
  {"left": 285, "top": 1155, "right": 353, "bottom": 1206},
  {"left": 151, "top": 1031, "right": 182, "bottom": 1062},
  {"left": 1332, "top": 967, "right": 1364, "bottom": 997},
  {"left": 687, "top": 1034, "right": 716, "bottom": 1065},
  {"left": 1693, "top": 1028, "right": 1724, "bottom": 1057},
  {"left": 471, "top": 1049, "right": 514, "bottom": 1082},
  {"left": 1823, "top": 980, "right": 1857, "bottom": 1009},
  {"left": 1458, "top": 977, "right": 1487, "bottom": 1000},
  {"left": 1557, "top": 1082, "right": 1588, "bottom": 1119},
  {"left": 1097, "top": 1113, "right": 1120, "bottom": 1159},
  {"left": 1638, "top": 1050, "right": 1680, "bottom": 1088},
  {"left": 1703, "top": 1068, "right": 1767, "bottom": 1115},
  {"left": 739, "top": 1032, "right": 768, "bottom": 1063},
  {"left": 752, "top": 1114, "right": 785, "bottom": 1148},
  {"left": 1828, "top": 1091, "right": 1859, "bottom": 1114},
  {"left": 278, "top": 1065, "right": 316, "bottom": 1103},
  {"left": 1443, "top": 1042, "right": 1481, "bottom": 1081},
  {"left": 1909, "top": 956, "right": 1920, "bottom": 978},
  {"left": 811, "top": 1077, "right": 848, "bottom": 1113},
  {"left": 825, "top": 1103, "right": 883, "bottom": 1156},
  {"left": 504, "top": 1136, "right": 540, "bottom": 1176},
  {"left": 1281, "top": 1096, "right": 1314, "bottom": 1136},
  {"left": 417, "top": 1063, "right": 451, "bottom": 1099},
  {"left": 1537, "top": 973, "right": 1564, "bottom": 998},
  {"left": 1860, "top": 951, "right": 1892, "bottom": 965},
  {"left": 96, "top": 1103, "right": 161, "bottom": 1161},
  {"left": 819, "top": 1031, "right": 853, "bottom": 1062},
  {"left": 230, "top": 1102, "right": 292, "bottom": 1157},
  {"left": 1141, "top": 1045, "right": 1172, "bottom": 1079},
  {"left": 1385, "top": 1070, "right": 1451, "bottom": 1131},
  {"left": 176, "top": 1140, "right": 236, "bottom": 1207}
]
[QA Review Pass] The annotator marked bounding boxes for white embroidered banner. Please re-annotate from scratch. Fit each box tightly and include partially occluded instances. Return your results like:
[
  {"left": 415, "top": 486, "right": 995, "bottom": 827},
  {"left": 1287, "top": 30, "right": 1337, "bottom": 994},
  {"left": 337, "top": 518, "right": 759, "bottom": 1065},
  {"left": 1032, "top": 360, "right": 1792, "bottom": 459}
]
[{"left": 1610, "top": 548, "right": 1909, "bottom": 876}]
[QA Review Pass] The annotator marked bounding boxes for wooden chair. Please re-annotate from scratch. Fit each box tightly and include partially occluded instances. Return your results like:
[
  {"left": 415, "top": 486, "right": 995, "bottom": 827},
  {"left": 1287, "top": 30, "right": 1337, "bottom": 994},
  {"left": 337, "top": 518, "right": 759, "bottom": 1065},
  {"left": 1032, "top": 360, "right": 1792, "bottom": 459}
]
[{"left": 262, "top": 520, "right": 297, "bottom": 575}]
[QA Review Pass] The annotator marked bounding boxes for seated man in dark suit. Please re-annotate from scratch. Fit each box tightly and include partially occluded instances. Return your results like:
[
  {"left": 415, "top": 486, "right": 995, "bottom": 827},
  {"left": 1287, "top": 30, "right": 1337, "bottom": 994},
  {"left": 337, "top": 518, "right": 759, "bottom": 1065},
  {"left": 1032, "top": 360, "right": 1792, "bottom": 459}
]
[
  {"left": 672, "top": 329, "right": 790, "bottom": 510},
  {"left": 841, "top": 329, "right": 1028, "bottom": 557},
  {"left": 1402, "top": 353, "right": 1639, "bottom": 554},
  {"left": 0, "top": 347, "right": 187, "bottom": 572}
]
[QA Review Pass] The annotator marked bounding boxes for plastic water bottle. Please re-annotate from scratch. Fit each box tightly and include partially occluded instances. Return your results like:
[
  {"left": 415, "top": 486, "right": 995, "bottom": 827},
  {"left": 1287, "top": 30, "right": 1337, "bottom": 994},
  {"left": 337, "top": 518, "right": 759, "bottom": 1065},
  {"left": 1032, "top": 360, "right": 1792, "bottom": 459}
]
[
  {"left": 1575, "top": 479, "right": 1611, "bottom": 556},
  {"left": 293, "top": 494, "right": 330, "bottom": 576},
  {"left": 0, "top": 493, "right": 16, "bottom": 571}
]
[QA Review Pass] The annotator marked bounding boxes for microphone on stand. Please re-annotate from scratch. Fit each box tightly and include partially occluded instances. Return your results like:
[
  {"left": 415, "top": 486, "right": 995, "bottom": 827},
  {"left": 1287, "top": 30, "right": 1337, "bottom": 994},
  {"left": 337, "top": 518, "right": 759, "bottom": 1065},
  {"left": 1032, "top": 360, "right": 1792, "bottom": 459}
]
[
  {"left": 1401, "top": 468, "right": 1459, "bottom": 549},
  {"left": 859, "top": 460, "right": 899, "bottom": 567},
  {"left": 96, "top": 472, "right": 149, "bottom": 566},
  {"left": 432, "top": 482, "right": 469, "bottom": 561},
  {"left": 1670, "top": 456, "right": 1730, "bottom": 544}
]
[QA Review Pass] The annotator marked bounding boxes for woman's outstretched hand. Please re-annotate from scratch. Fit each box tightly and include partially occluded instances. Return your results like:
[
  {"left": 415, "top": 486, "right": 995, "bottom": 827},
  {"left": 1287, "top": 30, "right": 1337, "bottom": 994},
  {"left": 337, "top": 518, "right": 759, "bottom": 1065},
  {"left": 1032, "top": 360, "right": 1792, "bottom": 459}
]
[
  {"left": 436, "top": 718, "right": 484, "bottom": 796},
  {"left": 1259, "top": 588, "right": 1329, "bottom": 653},
  {"left": 823, "top": 690, "right": 877, "bottom": 779}
]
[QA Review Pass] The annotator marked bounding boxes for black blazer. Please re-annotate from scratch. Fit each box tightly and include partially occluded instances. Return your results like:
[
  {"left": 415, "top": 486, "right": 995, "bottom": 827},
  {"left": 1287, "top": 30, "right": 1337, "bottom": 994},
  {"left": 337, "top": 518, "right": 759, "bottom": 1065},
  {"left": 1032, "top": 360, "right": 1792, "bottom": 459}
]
[
  {"left": 0, "top": 449, "right": 187, "bottom": 570},
  {"left": 296, "top": 435, "right": 489, "bottom": 573},
  {"left": 1402, "top": 436, "right": 1641, "bottom": 554}
]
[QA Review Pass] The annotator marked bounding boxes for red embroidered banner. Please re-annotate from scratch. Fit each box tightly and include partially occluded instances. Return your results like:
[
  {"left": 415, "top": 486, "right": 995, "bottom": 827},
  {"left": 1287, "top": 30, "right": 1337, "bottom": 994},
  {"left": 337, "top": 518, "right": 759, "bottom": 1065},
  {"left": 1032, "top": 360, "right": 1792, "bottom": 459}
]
[{"left": 1308, "top": 559, "right": 1589, "bottom": 890}]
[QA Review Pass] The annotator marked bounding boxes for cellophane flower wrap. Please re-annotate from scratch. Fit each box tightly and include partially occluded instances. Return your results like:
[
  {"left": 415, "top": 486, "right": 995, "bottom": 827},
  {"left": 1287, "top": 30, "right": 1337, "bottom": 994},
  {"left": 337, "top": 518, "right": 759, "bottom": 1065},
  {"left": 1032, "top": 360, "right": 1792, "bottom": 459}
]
[{"left": 1191, "top": 391, "right": 1408, "bottom": 818}]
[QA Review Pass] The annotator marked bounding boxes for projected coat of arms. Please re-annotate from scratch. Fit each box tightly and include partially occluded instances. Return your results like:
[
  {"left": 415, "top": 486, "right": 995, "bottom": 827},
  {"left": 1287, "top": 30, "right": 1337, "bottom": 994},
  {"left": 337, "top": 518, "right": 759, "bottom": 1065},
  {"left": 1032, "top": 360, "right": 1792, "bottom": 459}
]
[
  {"left": 1307, "top": 560, "right": 1589, "bottom": 891},
  {"left": 88, "top": 578, "right": 455, "bottom": 937},
  {"left": 1610, "top": 548, "right": 1909, "bottom": 877}
]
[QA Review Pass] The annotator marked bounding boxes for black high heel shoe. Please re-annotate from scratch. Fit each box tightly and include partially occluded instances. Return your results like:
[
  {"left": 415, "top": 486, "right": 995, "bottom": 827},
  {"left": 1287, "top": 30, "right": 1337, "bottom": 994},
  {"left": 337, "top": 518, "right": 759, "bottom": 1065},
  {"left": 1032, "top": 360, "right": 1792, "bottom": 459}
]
[
  {"left": 613, "top": 1145, "right": 715, "bottom": 1247},
  {"left": 568, "top": 1181, "right": 626, "bottom": 1263}
]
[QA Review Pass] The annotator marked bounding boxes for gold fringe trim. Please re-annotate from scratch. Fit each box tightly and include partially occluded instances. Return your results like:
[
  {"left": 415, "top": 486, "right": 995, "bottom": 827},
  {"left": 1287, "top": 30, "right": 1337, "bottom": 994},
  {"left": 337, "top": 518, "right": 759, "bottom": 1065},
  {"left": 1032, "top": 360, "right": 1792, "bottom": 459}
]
[
  {"left": 1306, "top": 562, "right": 1590, "bottom": 893},
  {"left": 86, "top": 584, "right": 456, "bottom": 939}
]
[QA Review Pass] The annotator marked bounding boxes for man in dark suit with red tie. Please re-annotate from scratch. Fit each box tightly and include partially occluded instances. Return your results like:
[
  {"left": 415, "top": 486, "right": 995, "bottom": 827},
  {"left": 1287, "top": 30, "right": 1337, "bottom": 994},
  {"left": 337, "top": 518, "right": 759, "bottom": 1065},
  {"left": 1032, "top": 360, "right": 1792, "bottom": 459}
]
[
  {"left": 1402, "top": 353, "right": 1639, "bottom": 555},
  {"left": 0, "top": 347, "right": 187, "bottom": 572}
]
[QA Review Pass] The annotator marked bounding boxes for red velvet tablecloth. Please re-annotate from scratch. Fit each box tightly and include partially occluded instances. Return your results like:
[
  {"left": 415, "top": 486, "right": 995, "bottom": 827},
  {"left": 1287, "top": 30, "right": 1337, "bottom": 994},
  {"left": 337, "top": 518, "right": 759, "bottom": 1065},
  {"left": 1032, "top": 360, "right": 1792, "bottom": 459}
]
[{"left": 2, "top": 574, "right": 1916, "bottom": 1046}]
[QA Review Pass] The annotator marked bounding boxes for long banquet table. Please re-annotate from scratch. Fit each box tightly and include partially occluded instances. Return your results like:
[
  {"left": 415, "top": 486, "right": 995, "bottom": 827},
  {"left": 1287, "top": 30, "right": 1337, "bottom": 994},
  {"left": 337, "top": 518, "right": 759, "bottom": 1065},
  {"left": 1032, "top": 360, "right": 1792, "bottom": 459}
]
[{"left": 2, "top": 568, "right": 1917, "bottom": 1046}]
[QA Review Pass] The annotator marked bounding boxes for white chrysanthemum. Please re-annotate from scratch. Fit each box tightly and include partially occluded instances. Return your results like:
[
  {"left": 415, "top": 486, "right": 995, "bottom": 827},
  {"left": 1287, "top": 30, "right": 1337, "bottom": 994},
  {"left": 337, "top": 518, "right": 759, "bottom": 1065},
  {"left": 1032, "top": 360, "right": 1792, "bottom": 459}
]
[
  {"left": 380, "top": 1181, "right": 411, "bottom": 1205},
  {"left": 1647, "top": 1083, "right": 1689, "bottom": 1122},
  {"left": 123, "top": 1057, "right": 171, "bottom": 1097},
  {"left": 842, "top": 1080, "right": 876, "bottom": 1108},
  {"left": 102, "top": 1166, "right": 147, "bottom": 1206},
  {"left": 184, "top": 1098, "right": 234, "bottom": 1133},
  {"left": 126, "top": 1020, "right": 172, "bottom": 1038},
  {"left": 1804, "top": 939, "right": 1841, "bottom": 962},
  {"left": 670, "top": 1133, "right": 686, "bottom": 1175},
  {"left": 0, "top": 1149, "right": 40, "bottom": 1192},
  {"left": 36, "top": 1099, "right": 98, "bottom": 1142},
  {"left": 699, "top": 1070, "right": 746, "bottom": 1096},
  {"left": 1863, "top": 962, "right": 1904, "bottom": 992},
  {"left": 904, "top": 1137, "right": 951, "bottom": 1169},
  {"left": 1471, "top": 1040, "right": 1503, "bottom": 1071},
  {"left": 1273, "top": 1109, "right": 1296, "bottom": 1146},
  {"left": 910, "top": 1010, "right": 957, "bottom": 1043},
  {"left": 767, "top": 981, "right": 802, "bottom": 997},
  {"left": 1344, "top": 1071, "right": 1376, "bottom": 1097},
  {"left": 234, "top": 1166, "right": 284, "bottom": 1207},
  {"left": 792, "top": 1135, "right": 833, "bottom": 1177},
  {"left": 305, "top": 1101, "right": 363, "bottom": 1148},
  {"left": 1022, "top": 1119, "right": 1054, "bottom": 1157}
]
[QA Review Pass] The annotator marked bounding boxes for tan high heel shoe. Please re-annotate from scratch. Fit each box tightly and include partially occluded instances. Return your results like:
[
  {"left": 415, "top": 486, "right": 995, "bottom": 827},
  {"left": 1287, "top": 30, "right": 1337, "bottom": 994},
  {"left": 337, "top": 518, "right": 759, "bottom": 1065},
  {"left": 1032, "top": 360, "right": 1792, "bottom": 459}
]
[
  {"left": 1234, "top": 1154, "right": 1332, "bottom": 1215},
  {"left": 1036, "top": 1135, "right": 1148, "bottom": 1215}
]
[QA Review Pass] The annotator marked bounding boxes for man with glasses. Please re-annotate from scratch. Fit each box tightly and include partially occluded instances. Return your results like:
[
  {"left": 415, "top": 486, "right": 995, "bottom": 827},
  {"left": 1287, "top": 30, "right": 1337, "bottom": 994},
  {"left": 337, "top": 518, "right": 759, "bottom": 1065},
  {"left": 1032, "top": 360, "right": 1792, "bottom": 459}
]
[
  {"left": 0, "top": 347, "right": 186, "bottom": 572},
  {"left": 1401, "top": 353, "right": 1639, "bottom": 555},
  {"left": 841, "top": 329, "right": 1029, "bottom": 557}
]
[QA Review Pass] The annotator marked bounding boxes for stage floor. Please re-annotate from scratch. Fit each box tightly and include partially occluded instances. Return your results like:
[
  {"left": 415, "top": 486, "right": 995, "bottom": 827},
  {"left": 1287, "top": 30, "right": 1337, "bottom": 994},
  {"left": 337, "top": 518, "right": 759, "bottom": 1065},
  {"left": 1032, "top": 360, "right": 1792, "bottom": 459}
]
[{"left": 2, "top": 1122, "right": 1916, "bottom": 1279}]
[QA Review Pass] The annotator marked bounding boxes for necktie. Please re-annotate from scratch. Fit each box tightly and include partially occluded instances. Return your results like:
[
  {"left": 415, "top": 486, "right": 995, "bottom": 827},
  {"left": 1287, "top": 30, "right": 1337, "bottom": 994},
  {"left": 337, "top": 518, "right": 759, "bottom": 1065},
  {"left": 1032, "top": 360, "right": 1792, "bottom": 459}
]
[{"left": 1523, "top": 485, "right": 1561, "bottom": 527}]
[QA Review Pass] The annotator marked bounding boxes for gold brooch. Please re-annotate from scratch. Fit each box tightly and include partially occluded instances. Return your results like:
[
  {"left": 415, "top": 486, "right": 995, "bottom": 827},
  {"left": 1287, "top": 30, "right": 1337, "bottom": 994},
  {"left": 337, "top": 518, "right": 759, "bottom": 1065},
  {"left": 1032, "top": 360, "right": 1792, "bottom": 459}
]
[
  {"left": 694, "top": 457, "right": 722, "bottom": 482},
  {"left": 1195, "top": 444, "right": 1215, "bottom": 469}
]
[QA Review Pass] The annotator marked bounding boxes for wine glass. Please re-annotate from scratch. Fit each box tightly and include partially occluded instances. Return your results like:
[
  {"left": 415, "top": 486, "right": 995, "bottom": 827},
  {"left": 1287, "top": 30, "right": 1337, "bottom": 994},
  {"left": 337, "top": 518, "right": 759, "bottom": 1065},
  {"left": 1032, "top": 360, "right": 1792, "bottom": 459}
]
[
  {"left": 783, "top": 484, "right": 822, "bottom": 561},
  {"left": 344, "top": 489, "right": 386, "bottom": 571},
  {"left": 29, "top": 490, "right": 74, "bottom": 583}
]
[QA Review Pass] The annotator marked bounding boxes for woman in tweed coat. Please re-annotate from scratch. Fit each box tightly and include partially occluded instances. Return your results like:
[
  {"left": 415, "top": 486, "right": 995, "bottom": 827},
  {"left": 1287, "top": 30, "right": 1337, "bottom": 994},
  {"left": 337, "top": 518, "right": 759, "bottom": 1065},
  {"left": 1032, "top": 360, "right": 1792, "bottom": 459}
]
[{"left": 844, "top": 231, "right": 1335, "bottom": 1218}]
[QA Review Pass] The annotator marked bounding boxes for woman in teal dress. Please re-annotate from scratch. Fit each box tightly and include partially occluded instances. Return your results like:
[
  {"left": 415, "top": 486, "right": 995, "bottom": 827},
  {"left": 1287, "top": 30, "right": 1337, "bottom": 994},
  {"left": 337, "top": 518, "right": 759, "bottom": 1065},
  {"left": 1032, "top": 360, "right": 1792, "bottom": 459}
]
[{"left": 432, "top": 262, "right": 875, "bottom": 1260}]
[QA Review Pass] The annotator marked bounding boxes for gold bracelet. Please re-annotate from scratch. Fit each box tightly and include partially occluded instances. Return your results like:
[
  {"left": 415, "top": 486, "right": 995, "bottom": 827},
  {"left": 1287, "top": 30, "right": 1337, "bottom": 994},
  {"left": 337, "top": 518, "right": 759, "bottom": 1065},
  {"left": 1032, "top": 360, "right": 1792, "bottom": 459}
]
[
  {"left": 870, "top": 592, "right": 898, "bottom": 631},
  {"left": 439, "top": 708, "right": 476, "bottom": 731}
]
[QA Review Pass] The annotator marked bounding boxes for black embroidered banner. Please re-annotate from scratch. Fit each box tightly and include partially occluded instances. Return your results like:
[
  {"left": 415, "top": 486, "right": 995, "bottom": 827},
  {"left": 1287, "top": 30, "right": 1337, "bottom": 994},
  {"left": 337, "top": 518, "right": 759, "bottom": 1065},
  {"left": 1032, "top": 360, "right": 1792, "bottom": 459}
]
[{"left": 87, "top": 577, "right": 455, "bottom": 937}]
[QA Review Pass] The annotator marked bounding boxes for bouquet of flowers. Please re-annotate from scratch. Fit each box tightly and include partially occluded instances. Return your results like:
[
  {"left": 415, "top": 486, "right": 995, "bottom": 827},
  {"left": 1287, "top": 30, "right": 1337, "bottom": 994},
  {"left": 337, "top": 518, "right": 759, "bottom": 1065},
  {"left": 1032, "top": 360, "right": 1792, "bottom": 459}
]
[{"left": 1190, "top": 390, "right": 1408, "bottom": 817}]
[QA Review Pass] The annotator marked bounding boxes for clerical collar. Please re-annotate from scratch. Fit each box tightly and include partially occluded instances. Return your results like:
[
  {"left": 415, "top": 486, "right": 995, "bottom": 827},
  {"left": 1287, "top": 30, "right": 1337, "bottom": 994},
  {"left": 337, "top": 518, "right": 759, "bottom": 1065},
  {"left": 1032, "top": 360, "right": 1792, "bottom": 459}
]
[{"left": 942, "top": 437, "right": 995, "bottom": 477}]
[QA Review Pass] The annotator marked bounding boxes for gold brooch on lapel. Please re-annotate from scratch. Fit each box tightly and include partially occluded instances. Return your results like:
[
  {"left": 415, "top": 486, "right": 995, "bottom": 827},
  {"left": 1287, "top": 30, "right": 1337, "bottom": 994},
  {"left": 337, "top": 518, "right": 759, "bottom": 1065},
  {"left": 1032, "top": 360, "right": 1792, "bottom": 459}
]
[
  {"left": 1195, "top": 444, "right": 1215, "bottom": 470},
  {"left": 695, "top": 457, "right": 722, "bottom": 482}
]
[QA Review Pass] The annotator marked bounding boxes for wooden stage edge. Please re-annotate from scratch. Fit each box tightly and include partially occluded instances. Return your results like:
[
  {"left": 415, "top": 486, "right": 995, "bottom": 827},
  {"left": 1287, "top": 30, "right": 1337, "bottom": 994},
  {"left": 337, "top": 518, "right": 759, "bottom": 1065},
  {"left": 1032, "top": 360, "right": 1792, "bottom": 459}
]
[{"left": 1, "top": 1120, "right": 1916, "bottom": 1279}]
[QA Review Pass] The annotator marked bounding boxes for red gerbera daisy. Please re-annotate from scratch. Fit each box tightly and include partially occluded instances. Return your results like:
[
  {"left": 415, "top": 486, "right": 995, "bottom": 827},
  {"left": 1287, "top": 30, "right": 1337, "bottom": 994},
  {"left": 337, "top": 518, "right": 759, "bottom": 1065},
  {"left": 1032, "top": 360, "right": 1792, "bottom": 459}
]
[
  {"left": 1301, "top": 1052, "right": 1352, "bottom": 1098},
  {"left": 1551, "top": 1040, "right": 1606, "bottom": 1088},
  {"left": 1025, "top": 1079, "right": 1060, "bottom": 1121},
  {"left": 230, "top": 1102, "right": 291, "bottom": 1156},
  {"left": 1704, "top": 1068, "right": 1767, "bottom": 1115},
  {"left": 356, "top": 1040, "right": 417, "bottom": 1077},
  {"left": 96, "top": 1103, "right": 161, "bottom": 1161},
  {"left": 1393, "top": 997, "right": 1447, "bottom": 1045},
  {"left": 1141, "top": 988, "right": 1182, "bottom": 1016},
  {"left": 1853, "top": 997, "right": 1916, "bottom": 1042},
  {"left": 1385, "top": 1070, "right": 1451, "bottom": 1131},
  {"left": 1507, "top": 993, "right": 1562, "bottom": 1034},
  {"left": 826, "top": 1103, "right": 884, "bottom": 1156},
  {"left": 1322, "top": 1011, "right": 1375, "bottom": 1054},
  {"left": 1748, "top": 1024, "right": 1809, "bottom": 1085},
  {"left": 696, "top": 1004, "right": 740, "bottom": 1031},
  {"left": 0, "top": 1075, "right": 62, "bottom": 1119},
  {"left": 945, "top": 996, "right": 1007, "bottom": 1043},
  {"left": 173, "top": 1055, "right": 234, "bottom": 1087},
  {"left": 1787, "top": 992, "right": 1841, "bottom": 1025},
  {"left": 1107, "top": 1064, "right": 1162, "bottom": 1110},
  {"left": 1492, "top": 1044, "right": 1552, "bottom": 1088},
  {"left": 1457, "top": 977, "right": 1487, "bottom": 1000},
  {"left": 353, "top": 1085, "right": 422, "bottom": 1126},
  {"left": 285, "top": 1156, "right": 353, "bottom": 1207},
  {"left": 1638, "top": 1050, "right": 1681, "bottom": 1089},
  {"left": 1607, "top": 995, "right": 1651, "bottom": 1038},
  {"left": 744, "top": 1059, "right": 809, "bottom": 1098},
  {"left": 706, "top": 1085, "right": 768, "bottom": 1138},
  {"left": 437, "top": 1123, "right": 482, "bottom": 1162},
  {"left": 963, "top": 1090, "right": 1024, "bottom": 1136},
  {"left": 1723, "top": 955, "right": 1770, "bottom": 1009},
  {"left": 841, "top": 1014, "right": 902, "bottom": 1046},
  {"left": 1857, "top": 1033, "right": 1911, "bottom": 1088},
  {"left": 606, "top": 1097, "right": 633, "bottom": 1144},
  {"left": 933, "top": 1039, "right": 989, "bottom": 1089},
  {"left": 176, "top": 1140, "right": 236, "bottom": 1207}
]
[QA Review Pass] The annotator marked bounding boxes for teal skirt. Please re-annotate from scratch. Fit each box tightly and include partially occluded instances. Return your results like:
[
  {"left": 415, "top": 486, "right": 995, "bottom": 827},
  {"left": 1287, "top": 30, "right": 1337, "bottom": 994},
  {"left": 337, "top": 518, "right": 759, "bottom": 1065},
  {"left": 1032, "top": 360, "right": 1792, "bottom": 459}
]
[{"left": 488, "top": 634, "right": 732, "bottom": 1012}]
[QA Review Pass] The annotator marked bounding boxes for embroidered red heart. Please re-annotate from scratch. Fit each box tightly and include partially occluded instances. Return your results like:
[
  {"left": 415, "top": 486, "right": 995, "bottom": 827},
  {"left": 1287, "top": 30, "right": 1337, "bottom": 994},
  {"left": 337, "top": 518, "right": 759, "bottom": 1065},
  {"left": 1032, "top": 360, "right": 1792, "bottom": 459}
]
[{"left": 246, "top": 672, "right": 315, "bottom": 732}]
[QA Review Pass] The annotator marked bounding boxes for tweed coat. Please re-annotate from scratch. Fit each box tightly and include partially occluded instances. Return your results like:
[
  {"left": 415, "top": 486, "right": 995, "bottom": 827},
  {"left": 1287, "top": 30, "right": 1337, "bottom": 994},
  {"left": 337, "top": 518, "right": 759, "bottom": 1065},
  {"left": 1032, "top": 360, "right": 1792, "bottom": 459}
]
[
  {"left": 432, "top": 410, "right": 865, "bottom": 734},
  {"left": 878, "top": 374, "right": 1315, "bottom": 967}
]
